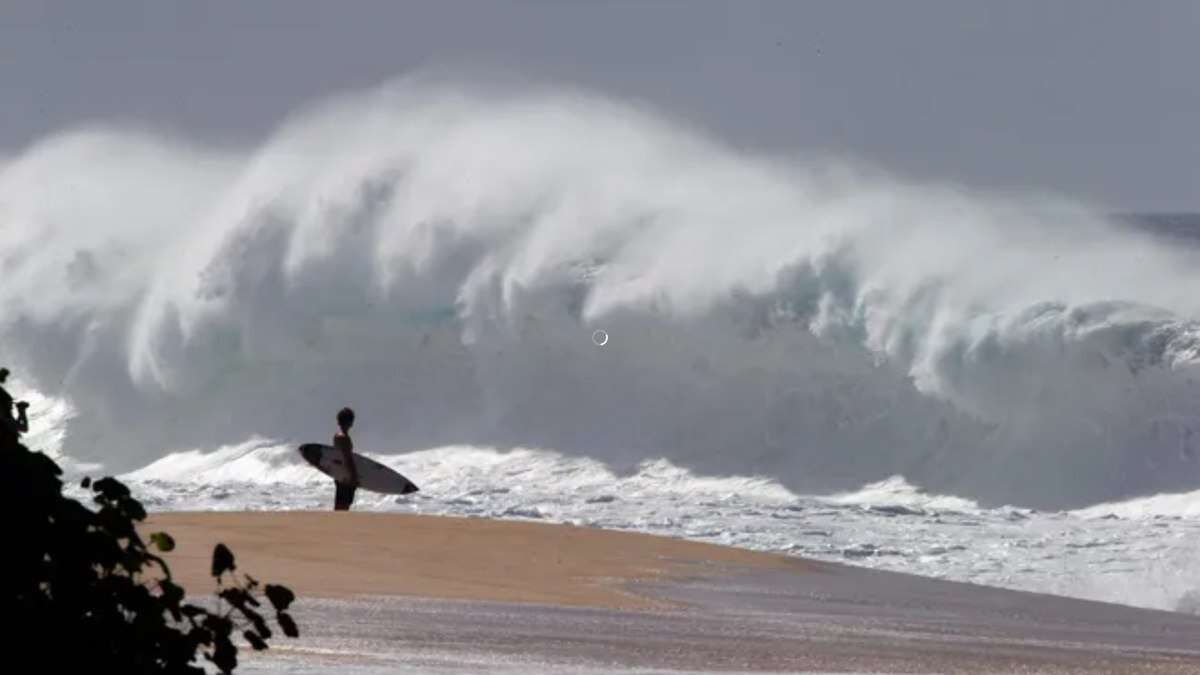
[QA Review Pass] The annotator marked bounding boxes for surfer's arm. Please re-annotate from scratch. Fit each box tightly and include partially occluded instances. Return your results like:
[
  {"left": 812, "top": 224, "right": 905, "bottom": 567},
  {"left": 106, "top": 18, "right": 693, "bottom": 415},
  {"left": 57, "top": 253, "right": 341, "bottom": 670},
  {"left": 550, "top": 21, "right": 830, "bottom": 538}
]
[
  {"left": 346, "top": 449, "right": 359, "bottom": 484},
  {"left": 335, "top": 435, "right": 359, "bottom": 484}
]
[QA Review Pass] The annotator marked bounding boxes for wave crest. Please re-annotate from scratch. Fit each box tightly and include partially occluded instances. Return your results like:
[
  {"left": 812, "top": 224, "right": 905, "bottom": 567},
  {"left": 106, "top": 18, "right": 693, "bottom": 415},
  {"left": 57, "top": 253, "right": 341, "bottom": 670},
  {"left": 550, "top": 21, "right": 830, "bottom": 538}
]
[{"left": 3, "top": 75, "right": 1199, "bottom": 508}]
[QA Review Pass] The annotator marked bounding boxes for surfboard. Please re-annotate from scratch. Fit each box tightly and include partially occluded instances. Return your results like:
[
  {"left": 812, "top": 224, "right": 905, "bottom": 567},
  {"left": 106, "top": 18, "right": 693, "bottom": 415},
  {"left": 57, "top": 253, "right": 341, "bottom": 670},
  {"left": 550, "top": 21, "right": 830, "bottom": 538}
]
[{"left": 298, "top": 443, "right": 420, "bottom": 495}]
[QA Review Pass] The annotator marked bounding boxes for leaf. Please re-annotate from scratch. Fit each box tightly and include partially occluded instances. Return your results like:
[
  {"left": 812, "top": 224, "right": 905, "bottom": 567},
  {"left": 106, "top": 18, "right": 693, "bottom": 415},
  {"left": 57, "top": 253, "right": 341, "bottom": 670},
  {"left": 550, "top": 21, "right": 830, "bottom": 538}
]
[
  {"left": 160, "top": 579, "right": 184, "bottom": 604},
  {"left": 28, "top": 451, "right": 64, "bottom": 479},
  {"left": 219, "top": 588, "right": 251, "bottom": 611},
  {"left": 160, "top": 579, "right": 185, "bottom": 621},
  {"left": 119, "top": 548, "right": 146, "bottom": 575},
  {"left": 145, "top": 551, "right": 173, "bottom": 579},
  {"left": 187, "top": 624, "right": 212, "bottom": 645},
  {"left": 149, "top": 531, "right": 176, "bottom": 552},
  {"left": 93, "top": 476, "right": 132, "bottom": 500},
  {"left": 181, "top": 605, "right": 208, "bottom": 619},
  {"left": 243, "top": 630, "right": 268, "bottom": 651},
  {"left": 208, "top": 634, "right": 237, "bottom": 674},
  {"left": 211, "top": 543, "right": 236, "bottom": 578},
  {"left": 204, "top": 614, "right": 234, "bottom": 640},
  {"left": 122, "top": 498, "right": 148, "bottom": 522},
  {"left": 95, "top": 505, "right": 138, "bottom": 539},
  {"left": 249, "top": 613, "right": 272, "bottom": 641},
  {"left": 264, "top": 584, "right": 295, "bottom": 612},
  {"left": 58, "top": 498, "right": 95, "bottom": 526},
  {"left": 276, "top": 611, "right": 299, "bottom": 638}
]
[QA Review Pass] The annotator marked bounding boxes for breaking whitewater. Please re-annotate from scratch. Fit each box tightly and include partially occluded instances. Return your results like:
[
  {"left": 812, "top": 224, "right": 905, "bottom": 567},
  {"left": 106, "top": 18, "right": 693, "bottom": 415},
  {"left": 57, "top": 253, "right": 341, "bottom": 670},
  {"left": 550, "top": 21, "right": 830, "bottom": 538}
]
[{"left": 4, "top": 76, "right": 1200, "bottom": 613}]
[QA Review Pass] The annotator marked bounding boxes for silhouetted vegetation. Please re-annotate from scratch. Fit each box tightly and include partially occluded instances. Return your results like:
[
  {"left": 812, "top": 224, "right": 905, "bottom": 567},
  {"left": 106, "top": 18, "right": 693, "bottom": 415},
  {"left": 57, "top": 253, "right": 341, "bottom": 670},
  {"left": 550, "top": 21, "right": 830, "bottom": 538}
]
[{"left": 2, "top": 368, "right": 298, "bottom": 673}]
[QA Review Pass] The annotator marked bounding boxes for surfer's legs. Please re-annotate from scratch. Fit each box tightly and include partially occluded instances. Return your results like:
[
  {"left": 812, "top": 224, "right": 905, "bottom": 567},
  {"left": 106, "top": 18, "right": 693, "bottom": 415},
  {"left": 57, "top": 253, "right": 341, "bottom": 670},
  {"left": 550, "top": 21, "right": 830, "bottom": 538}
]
[{"left": 334, "top": 481, "right": 357, "bottom": 511}]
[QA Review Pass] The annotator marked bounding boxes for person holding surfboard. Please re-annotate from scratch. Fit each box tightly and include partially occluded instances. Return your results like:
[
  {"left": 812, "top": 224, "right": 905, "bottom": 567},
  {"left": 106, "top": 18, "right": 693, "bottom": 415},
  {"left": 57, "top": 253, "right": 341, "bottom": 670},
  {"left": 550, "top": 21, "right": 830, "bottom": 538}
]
[
  {"left": 333, "top": 407, "right": 360, "bottom": 511},
  {"left": 296, "top": 409, "right": 419, "bottom": 501}
]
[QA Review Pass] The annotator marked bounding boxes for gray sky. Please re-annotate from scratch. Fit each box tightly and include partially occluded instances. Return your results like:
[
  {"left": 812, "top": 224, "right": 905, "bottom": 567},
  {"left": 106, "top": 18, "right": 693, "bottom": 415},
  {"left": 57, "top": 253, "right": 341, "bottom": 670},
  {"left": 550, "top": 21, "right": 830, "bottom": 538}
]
[{"left": 1, "top": 1, "right": 1196, "bottom": 211}]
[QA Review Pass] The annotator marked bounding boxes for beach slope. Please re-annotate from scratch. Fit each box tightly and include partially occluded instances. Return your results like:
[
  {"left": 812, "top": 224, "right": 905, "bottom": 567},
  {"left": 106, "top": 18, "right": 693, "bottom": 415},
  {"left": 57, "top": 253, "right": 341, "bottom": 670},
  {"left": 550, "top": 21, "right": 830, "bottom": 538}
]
[{"left": 146, "top": 512, "right": 1200, "bottom": 674}]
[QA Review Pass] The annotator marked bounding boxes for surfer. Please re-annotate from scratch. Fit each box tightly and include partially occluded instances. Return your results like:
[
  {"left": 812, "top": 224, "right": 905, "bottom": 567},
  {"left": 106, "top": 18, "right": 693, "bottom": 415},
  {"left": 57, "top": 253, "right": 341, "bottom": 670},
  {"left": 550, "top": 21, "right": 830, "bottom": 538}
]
[
  {"left": 333, "top": 407, "right": 360, "bottom": 511},
  {"left": 0, "top": 368, "right": 29, "bottom": 442}
]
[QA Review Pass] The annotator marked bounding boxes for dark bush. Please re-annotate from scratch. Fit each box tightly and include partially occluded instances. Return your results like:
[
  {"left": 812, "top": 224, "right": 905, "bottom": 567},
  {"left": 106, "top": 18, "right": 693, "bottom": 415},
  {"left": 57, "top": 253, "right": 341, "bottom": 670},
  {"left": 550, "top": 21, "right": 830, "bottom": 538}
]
[{"left": 2, "top": 381, "right": 298, "bottom": 673}]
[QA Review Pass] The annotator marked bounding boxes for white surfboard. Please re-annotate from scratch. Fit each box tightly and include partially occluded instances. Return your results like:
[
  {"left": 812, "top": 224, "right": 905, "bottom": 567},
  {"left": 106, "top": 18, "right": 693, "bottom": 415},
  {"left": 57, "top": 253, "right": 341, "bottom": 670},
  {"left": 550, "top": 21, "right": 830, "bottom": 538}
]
[{"left": 298, "top": 443, "right": 419, "bottom": 495}]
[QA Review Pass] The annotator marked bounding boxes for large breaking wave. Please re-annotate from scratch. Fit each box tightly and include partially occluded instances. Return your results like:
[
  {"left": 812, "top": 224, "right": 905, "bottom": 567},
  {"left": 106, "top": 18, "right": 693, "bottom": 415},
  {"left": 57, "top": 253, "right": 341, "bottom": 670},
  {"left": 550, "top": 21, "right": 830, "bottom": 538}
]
[{"left": 3, "top": 75, "right": 1200, "bottom": 509}]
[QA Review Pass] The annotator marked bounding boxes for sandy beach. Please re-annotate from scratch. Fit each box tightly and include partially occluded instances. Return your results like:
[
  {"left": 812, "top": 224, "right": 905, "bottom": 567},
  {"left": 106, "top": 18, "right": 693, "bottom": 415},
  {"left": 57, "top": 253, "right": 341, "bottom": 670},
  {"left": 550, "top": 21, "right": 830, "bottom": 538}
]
[
  {"left": 146, "top": 511, "right": 808, "bottom": 609},
  {"left": 146, "top": 512, "right": 1200, "bottom": 674}
]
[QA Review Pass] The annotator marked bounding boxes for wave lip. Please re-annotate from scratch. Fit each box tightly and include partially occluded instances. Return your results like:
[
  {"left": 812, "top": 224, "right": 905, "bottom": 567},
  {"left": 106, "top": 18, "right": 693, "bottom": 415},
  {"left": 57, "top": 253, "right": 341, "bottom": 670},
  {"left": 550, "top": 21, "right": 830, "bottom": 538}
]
[
  {"left": 821, "top": 476, "right": 981, "bottom": 514},
  {"left": 1074, "top": 487, "right": 1200, "bottom": 520}
]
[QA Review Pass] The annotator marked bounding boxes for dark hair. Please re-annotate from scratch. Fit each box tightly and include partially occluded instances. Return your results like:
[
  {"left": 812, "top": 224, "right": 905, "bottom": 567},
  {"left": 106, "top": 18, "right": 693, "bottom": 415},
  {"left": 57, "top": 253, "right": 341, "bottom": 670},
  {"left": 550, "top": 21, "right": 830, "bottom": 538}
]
[{"left": 336, "top": 407, "right": 355, "bottom": 429}]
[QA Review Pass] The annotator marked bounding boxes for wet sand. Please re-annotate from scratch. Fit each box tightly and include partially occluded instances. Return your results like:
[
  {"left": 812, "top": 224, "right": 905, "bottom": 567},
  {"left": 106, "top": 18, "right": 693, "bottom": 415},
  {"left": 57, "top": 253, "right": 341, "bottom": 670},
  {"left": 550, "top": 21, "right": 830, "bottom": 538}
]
[{"left": 146, "top": 512, "right": 1200, "bottom": 673}]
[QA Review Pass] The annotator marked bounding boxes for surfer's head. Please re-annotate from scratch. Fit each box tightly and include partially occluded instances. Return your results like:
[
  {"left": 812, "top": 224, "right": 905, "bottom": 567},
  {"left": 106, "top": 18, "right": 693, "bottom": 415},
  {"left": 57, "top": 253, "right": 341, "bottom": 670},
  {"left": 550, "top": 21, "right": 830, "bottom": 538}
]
[
  {"left": 337, "top": 406, "right": 355, "bottom": 431},
  {"left": 0, "top": 367, "right": 8, "bottom": 383}
]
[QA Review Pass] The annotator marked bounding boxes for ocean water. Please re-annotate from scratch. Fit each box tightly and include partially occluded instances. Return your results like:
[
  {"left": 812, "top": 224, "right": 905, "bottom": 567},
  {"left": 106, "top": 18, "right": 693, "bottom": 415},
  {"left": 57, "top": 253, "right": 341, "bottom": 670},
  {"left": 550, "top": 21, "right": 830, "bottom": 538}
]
[{"left": 3, "top": 76, "right": 1200, "bottom": 616}]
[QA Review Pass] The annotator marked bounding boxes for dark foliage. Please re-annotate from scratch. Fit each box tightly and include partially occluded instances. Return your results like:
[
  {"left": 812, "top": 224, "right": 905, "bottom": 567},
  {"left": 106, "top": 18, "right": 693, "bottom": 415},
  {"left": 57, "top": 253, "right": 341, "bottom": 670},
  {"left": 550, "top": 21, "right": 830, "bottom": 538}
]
[{"left": 1, "top": 379, "right": 299, "bottom": 673}]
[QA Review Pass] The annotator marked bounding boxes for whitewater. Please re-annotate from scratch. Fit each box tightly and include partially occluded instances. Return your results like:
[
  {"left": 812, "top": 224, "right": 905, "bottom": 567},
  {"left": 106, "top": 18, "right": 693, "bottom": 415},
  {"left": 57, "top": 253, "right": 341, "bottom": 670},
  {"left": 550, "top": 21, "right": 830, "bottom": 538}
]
[{"left": 3, "top": 75, "right": 1200, "bottom": 613}]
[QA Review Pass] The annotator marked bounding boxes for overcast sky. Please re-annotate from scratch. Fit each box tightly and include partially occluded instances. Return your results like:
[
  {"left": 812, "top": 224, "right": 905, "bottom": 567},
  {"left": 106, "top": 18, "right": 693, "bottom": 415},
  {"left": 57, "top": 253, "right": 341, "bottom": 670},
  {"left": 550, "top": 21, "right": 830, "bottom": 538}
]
[{"left": 1, "top": 1, "right": 1196, "bottom": 211}]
